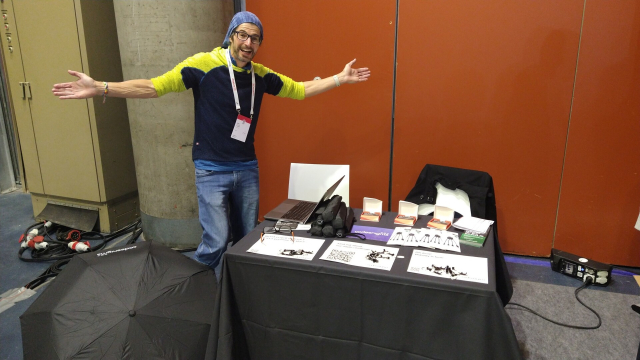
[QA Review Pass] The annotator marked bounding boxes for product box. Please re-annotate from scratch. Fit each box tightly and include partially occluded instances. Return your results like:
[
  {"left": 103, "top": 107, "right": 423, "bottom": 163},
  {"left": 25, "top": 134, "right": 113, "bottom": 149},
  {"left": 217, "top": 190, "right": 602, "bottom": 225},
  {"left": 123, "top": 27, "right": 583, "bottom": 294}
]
[
  {"left": 360, "top": 197, "right": 382, "bottom": 222},
  {"left": 426, "top": 205, "right": 454, "bottom": 230},
  {"left": 394, "top": 201, "right": 418, "bottom": 226},
  {"left": 459, "top": 231, "right": 487, "bottom": 247}
]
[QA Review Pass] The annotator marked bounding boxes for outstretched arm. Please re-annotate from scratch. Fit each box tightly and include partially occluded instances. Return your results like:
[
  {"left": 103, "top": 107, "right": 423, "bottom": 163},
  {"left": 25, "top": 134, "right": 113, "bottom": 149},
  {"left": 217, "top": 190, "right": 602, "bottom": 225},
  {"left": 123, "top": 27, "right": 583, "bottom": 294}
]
[
  {"left": 52, "top": 70, "right": 158, "bottom": 100},
  {"left": 303, "top": 59, "right": 370, "bottom": 98}
]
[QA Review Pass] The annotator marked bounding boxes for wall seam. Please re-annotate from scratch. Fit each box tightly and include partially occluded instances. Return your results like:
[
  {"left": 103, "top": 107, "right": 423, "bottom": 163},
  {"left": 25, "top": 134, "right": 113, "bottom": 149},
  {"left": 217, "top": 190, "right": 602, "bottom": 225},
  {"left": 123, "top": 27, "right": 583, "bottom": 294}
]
[
  {"left": 388, "top": 0, "right": 400, "bottom": 211},
  {"left": 74, "top": 1, "right": 104, "bottom": 202},
  {"left": 553, "top": 0, "right": 587, "bottom": 248}
]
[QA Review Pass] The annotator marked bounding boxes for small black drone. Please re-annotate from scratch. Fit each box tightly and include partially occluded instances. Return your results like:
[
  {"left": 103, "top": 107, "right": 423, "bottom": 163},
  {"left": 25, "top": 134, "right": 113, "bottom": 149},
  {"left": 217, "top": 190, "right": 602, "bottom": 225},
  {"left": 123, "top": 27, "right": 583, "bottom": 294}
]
[
  {"left": 425, "top": 264, "right": 467, "bottom": 279},
  {"left": 280, "top": 249, "right": 313, "bottom": 256},
  {"left": 366, "top": 249, "right": 394, "bottom": 263}
]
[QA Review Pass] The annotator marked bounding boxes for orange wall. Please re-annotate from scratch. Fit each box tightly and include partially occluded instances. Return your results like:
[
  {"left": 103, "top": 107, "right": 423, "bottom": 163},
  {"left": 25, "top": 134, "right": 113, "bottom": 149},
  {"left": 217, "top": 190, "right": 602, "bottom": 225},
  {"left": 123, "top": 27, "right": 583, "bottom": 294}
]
[
  {"left": 392, "top": 0, "right": 584, "bottom": 256},
  {"left": 246, "top": 0, "right": 396, "bottom": 220},
  {"left": 248, "top": 1, "right": 640, "bottom": 265},
  {"left": 554, "top": 0, "right": 640, "bottom": 265}
]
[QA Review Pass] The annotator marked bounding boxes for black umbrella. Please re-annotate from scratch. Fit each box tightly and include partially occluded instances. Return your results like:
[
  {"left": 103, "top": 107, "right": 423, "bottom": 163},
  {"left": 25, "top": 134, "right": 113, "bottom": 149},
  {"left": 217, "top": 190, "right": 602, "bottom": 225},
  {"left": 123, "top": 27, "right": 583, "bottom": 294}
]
[{"left": 20, "top": 241, "right": 217, "bottom": 359}]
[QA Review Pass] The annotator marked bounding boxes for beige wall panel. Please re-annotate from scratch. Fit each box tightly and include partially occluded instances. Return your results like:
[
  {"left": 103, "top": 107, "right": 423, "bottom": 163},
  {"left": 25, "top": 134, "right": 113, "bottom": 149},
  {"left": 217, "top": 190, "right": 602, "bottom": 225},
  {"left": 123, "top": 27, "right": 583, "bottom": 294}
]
[
  {"left": 75, "top": 0, "right": 137, "bottom": 202},
  {"left": 13, "top": 0, "right": 100, "bottom": 201},
  {"left": 0, "top": 0, "right": 43, "bottom": 193}
]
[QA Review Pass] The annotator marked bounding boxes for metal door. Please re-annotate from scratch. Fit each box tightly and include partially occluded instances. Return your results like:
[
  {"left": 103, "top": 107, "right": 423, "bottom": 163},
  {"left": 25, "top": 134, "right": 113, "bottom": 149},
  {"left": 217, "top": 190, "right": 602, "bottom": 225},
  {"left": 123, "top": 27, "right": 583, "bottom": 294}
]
[
  {"left": 13, "top": 0, "right": 100, "bottom": 201},
  {"left": 0, "top": 58, "right": 19, "bottom": 193},
  {"left": 0, "top": 0, "right": 44, "bottom": 193}
]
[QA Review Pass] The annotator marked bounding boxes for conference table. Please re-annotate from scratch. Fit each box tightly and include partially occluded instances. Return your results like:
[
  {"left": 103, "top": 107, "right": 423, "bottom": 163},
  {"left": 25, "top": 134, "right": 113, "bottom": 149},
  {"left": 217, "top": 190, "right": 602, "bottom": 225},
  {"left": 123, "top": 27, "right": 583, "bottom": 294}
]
[{"left": 209, "top": 209, "right": 522, "bottom": 360}]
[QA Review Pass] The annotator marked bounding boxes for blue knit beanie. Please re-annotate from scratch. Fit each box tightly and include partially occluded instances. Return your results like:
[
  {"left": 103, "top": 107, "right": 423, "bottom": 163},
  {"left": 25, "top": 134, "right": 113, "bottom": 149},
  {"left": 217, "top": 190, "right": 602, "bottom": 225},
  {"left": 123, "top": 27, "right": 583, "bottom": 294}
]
[{"left": 222, "top": 11, "right": 263, "bottom": 48}]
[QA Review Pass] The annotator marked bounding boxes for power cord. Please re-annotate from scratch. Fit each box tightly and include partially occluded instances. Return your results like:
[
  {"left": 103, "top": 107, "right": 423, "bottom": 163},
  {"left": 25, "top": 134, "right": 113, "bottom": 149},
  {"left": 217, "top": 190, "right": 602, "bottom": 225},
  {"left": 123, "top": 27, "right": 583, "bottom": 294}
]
[
  {"left": 125, "top": 221, "right": 143, "bottom": 245},
  {"left": 18, "top": 220, "right": 141, "bottom": 263},
  {"left": 24, "top": 259, "right": 71, "bottom": 290},
  {"left": 19, "top": 219, "right": 143, "bottom": 289},
  {"left": 505, "top": 277, "right": 602, "bottom": 330}
]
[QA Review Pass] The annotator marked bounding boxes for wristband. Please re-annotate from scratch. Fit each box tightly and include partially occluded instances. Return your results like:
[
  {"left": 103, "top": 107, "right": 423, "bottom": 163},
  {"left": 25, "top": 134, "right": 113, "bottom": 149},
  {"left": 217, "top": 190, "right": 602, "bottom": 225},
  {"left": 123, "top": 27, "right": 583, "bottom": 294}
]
[
  {"left": 332, "top": 75, "right": 341, "bottom": 87},
  {"left": 102, "top": 81, "right": 109, "bottom": 103}
]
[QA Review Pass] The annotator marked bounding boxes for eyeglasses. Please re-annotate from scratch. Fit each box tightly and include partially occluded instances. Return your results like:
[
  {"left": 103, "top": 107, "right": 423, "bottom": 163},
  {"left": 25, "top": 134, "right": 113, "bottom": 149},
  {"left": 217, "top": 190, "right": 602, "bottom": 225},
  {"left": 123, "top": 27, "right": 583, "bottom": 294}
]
[
  {"left": 260, "top": 225, "right": 294, "bottom": 242},
  {"left": 234, "top": 31, "right": 261, "bottom": 45}
]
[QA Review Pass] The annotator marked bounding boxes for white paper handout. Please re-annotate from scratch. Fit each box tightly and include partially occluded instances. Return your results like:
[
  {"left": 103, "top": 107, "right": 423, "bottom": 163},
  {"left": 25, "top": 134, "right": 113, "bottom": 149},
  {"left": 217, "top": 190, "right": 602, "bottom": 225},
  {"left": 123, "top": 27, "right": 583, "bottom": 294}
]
[
  {"left": 453, "top": 216, "right": 494, "bottom": 234},
  {"left": 320, "top": 240, "right": 399, "bottom": 271},
  {"left": 407, "top": 250, "right": 488, "bottom": 284},
  {"left": 403, "top": 228, "right": 430, "bottom": 247},
  {"left": 247, "top": 235, "right": 325, "bottom": 261},
  {"left": 387, "top": 227, "right": 461, "bottom": 252},
  {"left": 419, "top": 229, "right": 461, "bottom": 253},
  {"left": 387, "top": 227, "right": 411, "bottom": 246}
]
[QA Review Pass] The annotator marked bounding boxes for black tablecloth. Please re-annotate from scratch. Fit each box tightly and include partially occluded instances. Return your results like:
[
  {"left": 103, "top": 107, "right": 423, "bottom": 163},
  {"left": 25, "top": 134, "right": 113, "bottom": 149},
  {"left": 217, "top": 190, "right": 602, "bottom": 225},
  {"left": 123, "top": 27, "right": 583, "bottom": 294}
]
[{"left": 208, "top": 210, "right": 521, "bottom": 360}]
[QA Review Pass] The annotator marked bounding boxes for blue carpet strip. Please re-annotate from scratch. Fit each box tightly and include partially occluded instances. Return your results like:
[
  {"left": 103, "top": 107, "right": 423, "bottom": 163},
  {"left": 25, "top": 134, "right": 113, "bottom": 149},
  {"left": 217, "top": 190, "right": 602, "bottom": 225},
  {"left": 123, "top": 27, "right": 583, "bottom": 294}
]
[{"left": 504, "top": 255, "right": 638, "bottom": 276}]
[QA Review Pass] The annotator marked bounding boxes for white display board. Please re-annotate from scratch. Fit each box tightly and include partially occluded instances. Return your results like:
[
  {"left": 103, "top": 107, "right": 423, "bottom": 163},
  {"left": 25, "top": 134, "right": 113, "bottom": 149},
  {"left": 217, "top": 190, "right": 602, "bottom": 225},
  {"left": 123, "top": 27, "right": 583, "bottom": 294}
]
[{"left": 288, "top": 163, "right": 350, "bottom": 206}]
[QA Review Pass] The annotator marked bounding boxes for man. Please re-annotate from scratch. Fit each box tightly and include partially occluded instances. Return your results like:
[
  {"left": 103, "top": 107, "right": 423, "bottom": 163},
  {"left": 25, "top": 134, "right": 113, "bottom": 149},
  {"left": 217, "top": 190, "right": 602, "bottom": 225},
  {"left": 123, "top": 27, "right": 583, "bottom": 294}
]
[{"left": 52, "top": 11, "right": 370, "bottom": 270}]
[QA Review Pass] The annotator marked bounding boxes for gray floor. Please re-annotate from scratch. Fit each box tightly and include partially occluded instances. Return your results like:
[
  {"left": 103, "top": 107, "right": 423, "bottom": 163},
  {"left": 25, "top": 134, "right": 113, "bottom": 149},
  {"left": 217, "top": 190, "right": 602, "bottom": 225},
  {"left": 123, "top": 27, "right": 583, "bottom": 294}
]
[
  {"left": 510, "top": 279, "right": 640, "bottom": 359},
  {"left": 1, "top": 190, "right": 640, "bottom": 359}
]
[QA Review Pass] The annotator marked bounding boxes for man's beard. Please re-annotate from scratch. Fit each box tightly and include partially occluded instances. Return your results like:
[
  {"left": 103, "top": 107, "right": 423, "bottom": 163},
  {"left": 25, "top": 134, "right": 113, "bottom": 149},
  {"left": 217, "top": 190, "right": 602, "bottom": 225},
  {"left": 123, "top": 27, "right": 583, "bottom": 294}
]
[{"left": 232, "top": 44, "right": 254, "bottom": 63}]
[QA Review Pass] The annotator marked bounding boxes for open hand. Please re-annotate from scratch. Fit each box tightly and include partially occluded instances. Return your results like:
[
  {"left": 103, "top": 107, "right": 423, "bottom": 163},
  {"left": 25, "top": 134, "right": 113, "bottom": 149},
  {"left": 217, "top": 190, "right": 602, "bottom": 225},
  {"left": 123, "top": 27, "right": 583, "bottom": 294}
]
[
  {"left": 52, "top": 70, "right": 98, "bottom": 99},
  {"left": 341, "top": 59, "right": 370, "bottom": 84}
]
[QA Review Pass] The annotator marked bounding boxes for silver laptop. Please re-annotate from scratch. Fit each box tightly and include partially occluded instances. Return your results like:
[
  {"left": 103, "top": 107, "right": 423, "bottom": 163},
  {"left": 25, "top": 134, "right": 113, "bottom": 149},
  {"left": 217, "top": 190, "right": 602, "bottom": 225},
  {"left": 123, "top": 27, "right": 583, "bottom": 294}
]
[{"left": 263, "top": 175, "right": 344, "bottom": 224}]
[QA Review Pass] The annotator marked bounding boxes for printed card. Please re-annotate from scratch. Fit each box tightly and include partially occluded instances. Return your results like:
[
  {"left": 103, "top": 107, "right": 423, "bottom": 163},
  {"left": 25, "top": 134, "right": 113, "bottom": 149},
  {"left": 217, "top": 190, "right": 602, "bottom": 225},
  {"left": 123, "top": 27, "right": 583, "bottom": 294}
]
[
  {"left": 387, "top": 227, "right": 412, "bottom": 246},
  {"left": 395, "top": 201, "right": 418, "bottom": 225},
  {"left": 361, "top": 197, "right": 383, "bottom": 222},
  {"left": 247, "top": 235, "right": 324, "bottom": 261},
  {"left": 407, "top": 250, "right": 488, "bottom": 284},
  {"left": 320, "top": 240, "right": 399, "bottom": 271}
]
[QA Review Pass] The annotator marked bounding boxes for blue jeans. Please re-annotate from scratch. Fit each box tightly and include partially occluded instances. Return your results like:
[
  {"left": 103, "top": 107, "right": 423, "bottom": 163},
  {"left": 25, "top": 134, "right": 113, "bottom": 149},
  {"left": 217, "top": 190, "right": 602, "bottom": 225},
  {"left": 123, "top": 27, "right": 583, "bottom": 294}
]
[{"left": 194, "top": 167, "right": 259, "bottom": 269}]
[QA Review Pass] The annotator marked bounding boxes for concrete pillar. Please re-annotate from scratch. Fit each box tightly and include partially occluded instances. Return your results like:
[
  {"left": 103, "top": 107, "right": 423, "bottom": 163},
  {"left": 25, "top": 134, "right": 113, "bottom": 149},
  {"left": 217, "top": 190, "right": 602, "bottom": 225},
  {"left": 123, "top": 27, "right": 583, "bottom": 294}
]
[{"left": 113, "top": 1, "right": 234, "bottom": 248}]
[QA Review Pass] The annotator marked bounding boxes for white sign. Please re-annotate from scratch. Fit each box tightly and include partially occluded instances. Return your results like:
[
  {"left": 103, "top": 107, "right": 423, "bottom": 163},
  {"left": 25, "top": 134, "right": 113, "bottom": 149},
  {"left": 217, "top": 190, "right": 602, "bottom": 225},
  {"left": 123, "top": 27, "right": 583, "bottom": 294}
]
[
  {"left": 247, "top": 235, "right": 325, "bottom": 261},
  {"left": 387, "top": 227, "right": 461, "bottom": 252},
  {"left": 320, "top": 240, "right": 399, "bottom": 271},
  {"left": 407, "top": 250, "right": 488, "bottom": 284}
]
